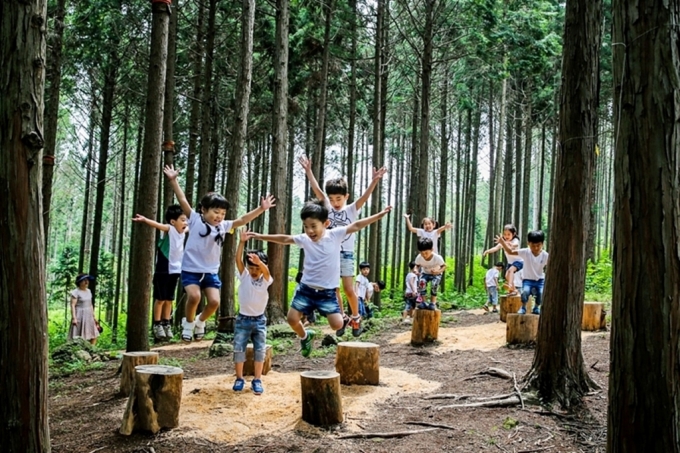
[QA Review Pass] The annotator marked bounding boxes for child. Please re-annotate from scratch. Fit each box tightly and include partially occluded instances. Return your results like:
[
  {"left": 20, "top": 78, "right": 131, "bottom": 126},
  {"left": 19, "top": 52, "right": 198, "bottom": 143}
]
[
  {"left": 404, "top": 214, "right": 452, "bottom": 255},
  {"left": 69, "top": 274, "right": 100, "bottom": 345},
  {"left": 132, "top": 205, "right": 188, "bottom": 341},
  {"left": 232, "top": 228, "right": 273, "bottom": 395},
  {"left": 402, "top": 261, "right": 419, "bottom": 323},
  {"left": 299, "top": 156, "right": 387, "bottom": 337},
  {"left": 164, "top": 164, "right": 276, "bottom": 342},
  {"left": 497, "top": 230, "right": 549, "bottom": 315},
  {"left": 483, "top": 224, "right": 523, "bottom": 294},
  {"left": 355, "top": 261, "right": 372, "bottom": 318},
  {"left": 247, "top": 199, "right": 391, "bottom": 357},
  {"left": 415, "top": 238, "right": 446, "bottom": 310},
  {"left": 483, "top": 262, "right": 505, "bottom": 313},
  {"left": 365, "top": 279, "right": 386, "bottom": 319}
]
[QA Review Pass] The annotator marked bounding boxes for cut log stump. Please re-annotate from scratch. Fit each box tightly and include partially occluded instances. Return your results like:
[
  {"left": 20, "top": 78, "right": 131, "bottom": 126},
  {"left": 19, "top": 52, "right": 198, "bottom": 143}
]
[
  {"left": 335, "top": 342, "right": 379, "bottom": 385},
  {"left": 119, "top": 365, "right": 183, "bottom": 435},
  {"left": 506, "top": 314, "right": 539, "bottom": 345},
  {"left": 499, "top": 295, "right": 532, "bottom": 322},
  {"left": 119, "top": 351, "right": 159, "bottom": 396},
  {"left": 582, "top": 302, "right": 606, "bottom": 331},
  {"left": 243, "top": 344, "right": 273, "bottom": 376},
  {"left": 300, "top": 370, "right": 343, "bottom": 426},
  {"left": 411, "top": 309, "right": 441, "bottom": 345}
]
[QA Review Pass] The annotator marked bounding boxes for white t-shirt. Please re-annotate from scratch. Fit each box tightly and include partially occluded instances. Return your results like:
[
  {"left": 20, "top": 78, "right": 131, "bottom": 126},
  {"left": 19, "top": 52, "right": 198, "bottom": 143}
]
[
  {"left": 505, "top": 237, "right": 522, "bottom": 264},
  {"left": 325, "top": 198, "right": 358, "bottom": 252},
  {"left": 293, "top": 227, "right": 347, "bottom": 289},
  {"left": 237, "top": 269, "right": 273, "bottom": 316},
  {"left": 415, "top": 253, "right": 445, "bottom": 275},
  {"left": 164, "top": 227, "right": 187, "bottom": 274},
  {"left": 405, "top": 272, "right": 418, "bottom": 295},
  {"left": 517, "top": 248, "right": 549, "bottom": 280},
  {"left": 416, "top": 229, "right": 440, "bottom": 254},
  {"left": 485, "top": 268, "right": 500, "bottom": 287},
  {"left": 355, "top": 274, "right": 371, "bottom": 299},
  {"left": 182, "top": 210, "right": 234, "bottom": 274}
]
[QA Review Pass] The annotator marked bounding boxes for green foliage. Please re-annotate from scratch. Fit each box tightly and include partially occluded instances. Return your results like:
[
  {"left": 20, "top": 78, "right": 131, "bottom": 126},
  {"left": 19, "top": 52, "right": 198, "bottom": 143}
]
[
  {"left": 502, "top": 416, "right": 519, "bottom": 430},
  {"left": 585, "top": 252, "right": 613, "bottom": 296},
  {"left": 48, "top": 243, "right": 79, "bottom": 307}
]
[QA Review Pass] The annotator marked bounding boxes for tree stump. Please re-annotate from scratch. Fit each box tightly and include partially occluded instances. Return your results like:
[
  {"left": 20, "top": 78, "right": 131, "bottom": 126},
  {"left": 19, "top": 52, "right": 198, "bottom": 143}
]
[
  {"left": 119, "top": 351, "right": 159, "bottom": 396},
  {"left": 335, "top": 341, "right": 379, "bottom": 385},
  {"left": 506, "top": 314, "right": 539, "bottom": 345},
  {"left": 119, "top": 365, "right": 183, "bottom": 435},
  {"left": 411, "top": 309, "right": 441, "bottom": 345},
  {"left": 499, "top": 295, "right": 531, "bottom": 322},
  {"left": 243, "top": 344, "right": 273, "bottom": 376},
  {"left": 300, "top": 370, "right": 343, "bottom": 426},
  {"left": 582, "top": 302, "right": 607, "bottom": 331}
]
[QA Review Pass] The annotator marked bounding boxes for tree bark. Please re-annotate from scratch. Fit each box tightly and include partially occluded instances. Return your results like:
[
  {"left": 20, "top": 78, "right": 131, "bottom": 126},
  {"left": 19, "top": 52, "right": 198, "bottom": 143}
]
[
  {"left": 521, "top": 95, "right": 532, "bottom": 232},
  {"left": 197, "top": 0, "right": 217, "bottom": 198},
  {"left": 162, "top": 0, "right": 179, "bottom": 210},
  {"left": 185, "top": 1, "right": 204, "bottom": 206}
]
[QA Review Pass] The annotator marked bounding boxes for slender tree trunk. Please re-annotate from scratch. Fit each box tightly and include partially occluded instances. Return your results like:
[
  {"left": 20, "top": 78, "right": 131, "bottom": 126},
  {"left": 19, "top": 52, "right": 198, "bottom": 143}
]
[
  {"left": 406, "top": 78, "right": 419, "bottom": 263},
  {"left": 416, "top": 0, "right": 433, "bottom": 227},
  {"left": 537, "top": 122, "right": 546, "bottom": 230},
  {"left": 185, "top": 1, "right": 204, "bottom": 205},
  {"left": 162, "top": 0, "right": 179, "bottom": 210},
  {"left": 197, "top": 0, "right": 217, "bottom": 198},
  {"left": 513, "top": 100, "right": 522, "bottom": 232},
  {"left": 346, "top": 0, "right": 357, "bottom": 196},
  {"left": 502, "top": 98, "right": 514, "bottom": 226},
  {"left": 79, "top": 91, "right": 96, "bottom": 272},
  {"left": 437, "top": 68, "right": 449, "bottom": 289},
  {"left": 521, "top": 95, "right": 532, "bottom": 231},
  {"left": 483, "top": 80, "right": 497, "bottom": 267},
  {"left": 113, "top": 104, "right": 129, "bottom": 343}
]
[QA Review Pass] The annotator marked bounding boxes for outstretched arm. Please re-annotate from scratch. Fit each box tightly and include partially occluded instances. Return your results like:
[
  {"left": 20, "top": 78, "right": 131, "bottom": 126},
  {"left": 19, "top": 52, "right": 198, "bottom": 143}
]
[
  {"left": 404, "top": 214, "right": 418, "bottom": 233},
  {"left": 355, "top": 165, "right": 388, "bottom": 210},
  {"left": 236, "top": 228, "right": 247, "bottom": 274},
  {"left": 247, "top": 252, "right": 271, "bottom": 282},
  {"left": 163, "top": 165, "right": 192, "bottom": 217},
  {"left": 347, "top": 206, "right": 392, "bottom": 235},
  {"left": 298, "top": 156, "right": 325, "bottom": 201},
  {"left": 232, "top": 195, "right": 276, "bottom": 228},
  {"left": 495, "top": 235, "right": 515, "bottom": 256},
  {"left": 435, "top": 222, "right": 452, "bottom": 235},
  {"left": 483, "top": 243, "right": 503, "bottom": 256},
  {"left": 132, "top": 214, "right": 170, "bottom": 232},
  {"left": 246, "top": 231, "right": 295, "bottom": 245}
]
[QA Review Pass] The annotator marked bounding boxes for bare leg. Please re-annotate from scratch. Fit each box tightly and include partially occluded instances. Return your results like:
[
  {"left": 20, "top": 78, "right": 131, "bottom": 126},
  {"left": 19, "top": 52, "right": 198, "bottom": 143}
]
[
  {"left": 235, "top": 362, "right": 244, "bottom": 379},
  {"left": 287, "top": 308, "right": 306, "bottom": 338},
  {"left": 342, "top": 276, "right": 360, "bottom": 317},
  {"left": 153, "top": 300, "right": 163, "bottom": 322},
  {"left": 198, "top": 287, "right": 220, "bottom": 322},
  {"left": 184, "top": 285, "right": 201, "bottom": 322},
  {"left": 327, "top": 312, "right": 344, "bottom": 330},
  {"left": 161, "top": 301, "right": 173, "bottom": 320},
  {"left": 253, "top": 361, "right": 264, "bottom": 380}
]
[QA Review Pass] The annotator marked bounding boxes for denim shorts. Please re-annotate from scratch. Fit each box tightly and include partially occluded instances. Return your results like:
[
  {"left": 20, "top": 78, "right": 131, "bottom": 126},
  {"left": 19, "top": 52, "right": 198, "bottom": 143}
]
[
  {"left": 487, "top": 286, "right": 499, "bottom": 305},
  {"left": 233, "top": 314, "right": 267, "bottom": 363},
  {"left": 509, "top": 260, "right": 524, "bottom": 271},
  {"left": 521, "top": 279, "right": 544, "bottom": 305},
  {"left": 291, "top": 283, "right": 341, "bottom": 316},
  {"left": 404, "top": 295, "right": 418, "bottom": 311},
  {"left": 181, "top": 271, "right": 222, "bottom": 289},
  {"left": 340, "top": 251, "right": 355, "bottom": 277},
  {"left": 418, "top": 273, "right": 442, "bottom": 296}
]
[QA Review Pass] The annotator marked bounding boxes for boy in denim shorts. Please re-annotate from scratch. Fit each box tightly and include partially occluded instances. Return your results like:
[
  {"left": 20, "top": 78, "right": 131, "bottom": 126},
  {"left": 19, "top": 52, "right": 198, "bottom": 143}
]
[
  {"left": 248, "top": 199, "right": 391, "bottom": 357},
  {"left": 299, "top": 156, "right": 387, "bottom": 337},
  {"left": 232, "top": 229, "right": 272, "bottom": 395}
]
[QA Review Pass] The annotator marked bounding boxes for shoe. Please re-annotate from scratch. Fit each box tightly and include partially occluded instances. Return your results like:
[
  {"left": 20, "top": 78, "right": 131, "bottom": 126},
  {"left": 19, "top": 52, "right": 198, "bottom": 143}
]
[
  {"left": 232, "top": 378, "right": 245, "bottom": 391},
  {"left": 153, "top": 323, "right": 166, "bottom": 340},
  {"left": 402, "top": 318, "right": 413, "bottom": 324},
  {"left": 532, "top": 305, "right": 540, "bottom": 315},
  {"left": 427, "top": 303, "right": 437, "bottom": 311},
  {"left": 181, "top": 317, "right": 195, "bottom": 342},
  {"left": 194, "top": 317, "right": 206, "bottom": 340},
  {"left": 482, "top": 304, "right": 490, "bottom": 312},
  {"left": 492, "top": 307, "right": 499, "bottom": 313},
  {"left": 251, "top": 379, "right": 264, "bottom": 395},
  {"left": 517, "top": 306, "right": 527, "bottom": 315},
  {"left": 349, "top": 315, "right": 363, "bottom": 337},
  {"left": 336, "top": 316, "right": 349, "bottom": 337},
  {"left": 300, "top": 330, "right": 315, "bottom": 358},
  {"left": 417, "top": 302, "right": 428, "bottom": 310},
  {"left": 163, "top": 322, "right": 174, "bottom": 340}
]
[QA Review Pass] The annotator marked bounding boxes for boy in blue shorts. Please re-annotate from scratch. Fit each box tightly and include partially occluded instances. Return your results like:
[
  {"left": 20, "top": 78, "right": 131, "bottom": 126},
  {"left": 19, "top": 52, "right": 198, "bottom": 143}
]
[{"left": 247, "top": 199, "right": 391, "bottom": 357}]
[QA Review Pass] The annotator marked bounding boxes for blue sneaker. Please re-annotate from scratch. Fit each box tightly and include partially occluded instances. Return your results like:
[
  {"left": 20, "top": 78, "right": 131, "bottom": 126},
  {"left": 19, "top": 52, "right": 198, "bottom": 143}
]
[
  {"left": 417, "top": 302, "right": 428, "bottom": 310},
  {"left": 251, "top": 379, "right": 264, "bottom": 395},
  {"left": 427, "top": 303, "right": 437, "bottom": 310},
  {"left": 517, "top": 305, "right": 527, "bottom": 315},
  {"left": 232, "top": 377, "right": 245, "bottom": 391},
  {"left": 300, "top": 330, "right": 315, "bottom": 358},
  {"left": 532, "top": 305, "right": 540, "bottom": 315}
]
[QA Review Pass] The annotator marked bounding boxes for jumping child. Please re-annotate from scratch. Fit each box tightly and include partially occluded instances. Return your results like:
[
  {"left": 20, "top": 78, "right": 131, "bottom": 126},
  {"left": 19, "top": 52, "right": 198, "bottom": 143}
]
[
  {"left": 483, "top": 224, "right": 523, "bottom": 294},
  {"left": 402, "top": 261, "right": 419, "bottom": 323},
  {"left": 404, "top": 214, "right": 452, "bottom": 255},
  {"left": 415, "top": 238, "right": 446, "bottom": 310},
  {"left": 483, "top": 262, "right": 505, "bottom": 313}
]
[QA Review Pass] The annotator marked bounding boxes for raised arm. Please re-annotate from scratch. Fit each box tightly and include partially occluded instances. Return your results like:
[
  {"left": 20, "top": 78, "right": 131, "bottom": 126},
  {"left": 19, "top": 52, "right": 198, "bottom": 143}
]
[
  {"left": 404, "top": 213, "right": 418, "bottom": 233},
  {"left": 435, "top": 221, "right": 452, "bottom": 235},
  {"left": 236, "top": 228, "right": 247, "bottom": 274},
  {"left": 132, "top": 214, "right": 170, "bottom": 232},
  {"left": 346, "top": 206, "right": 392, "bottom": 235},
  {"left": 247, "top": 252, "right": 271, "bottom": 282},
  {"left": 298, "top": 156, "right": 326, "bottom": 201},
  {"left": 163, "top": 165, "right": 192, "bottom": 216},
  {"left": 232, "top": 195, "right": 276, "bottom": 228},
  {"left": 355, "top": 165, "right": 387, "bottom": 210},
  {"left": 246, "top": 231, "right": 295, "bottom": 245},
  {"left": 495, "top": 235, "right": 515, "bottom": 256}
]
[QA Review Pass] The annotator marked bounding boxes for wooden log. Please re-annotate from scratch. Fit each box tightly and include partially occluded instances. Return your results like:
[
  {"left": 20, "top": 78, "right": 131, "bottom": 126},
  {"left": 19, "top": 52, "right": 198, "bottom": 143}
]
[
  {"left": 243, "top": 344, "right": 273, "bottom": 376},
  {"left": 335, "top": 341, "right": 379, "bottom": 385},
  {"left": 119, "top": 351, "right": 159, "bottom": 396},
  {"left": 411, "top": 309, "right": 441, "bottom": 345},
  {"left": 119, "top": 365, "right": 183, "bottom": 435},
  {"left": 499, "top": 295, "right": 532, "bottom": 322},
  {"left": 506, "top": 314, "right": 539, "bottom": 345},
  {"left": 582, "top": 302, "right": 606, "bottom": 331},
  {"left": 300, "top": 370, "right": 343, "bottom": 426}
]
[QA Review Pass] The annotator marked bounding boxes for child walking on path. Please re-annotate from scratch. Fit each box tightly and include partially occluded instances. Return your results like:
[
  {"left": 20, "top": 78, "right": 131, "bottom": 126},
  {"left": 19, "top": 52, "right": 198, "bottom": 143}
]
[
  {"left": 355, "top": 261, "right": 372, "bottom": 318},
  {"left": 483, "top": 262, "right": 505, "bottom": 313},
  {"left": 404, "top": 214, "right": 451, "bottom": 255},
  {"left": 132, "top": 205, "right": 188, "bottom": 341},
  {"left": 483, "top": 224, "right": 523, "bottom": 294},
  {"left": 247, "top": 199, "right": 392, "bottom": 357},
  {"left": 232, "top": 228, "right": 273, "bottom": 395},
  {"left": 497, "top": 230, "right": 549, "bottom": 315},
  {"left": 299, "top": 156, "right": 387, "bottom": 337},
  {"left": 415, "top": 238, "right": 446, "bottom": 310},
  {"left": 164, "top": 165, "right": 276, "bottom": 342},
  {"left": 402, "top": 261, "right": 419, "bottom": 323},
  {"left": 69, "top": 274, "right": 100, "bottom": 345}
]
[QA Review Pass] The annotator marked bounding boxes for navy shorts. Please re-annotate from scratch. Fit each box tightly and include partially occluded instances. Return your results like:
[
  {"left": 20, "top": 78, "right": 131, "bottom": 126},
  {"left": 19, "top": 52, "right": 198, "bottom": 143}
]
[
  {"left": 153, "top": 273, "right": 180, "bottom": 300},
  {"left": 181, "top": 271, "right": 222, "bottom": 289},
  {"left": 291, "top": 283, "right": 341, "bottom": 317},
  {"left": 509, "top": 260, "right": 524, "bottom": 271}
]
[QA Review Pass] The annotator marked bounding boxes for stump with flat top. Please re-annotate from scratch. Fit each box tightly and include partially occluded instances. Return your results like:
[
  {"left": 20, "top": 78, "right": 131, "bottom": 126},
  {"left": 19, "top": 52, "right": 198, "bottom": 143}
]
[
  {"left": 411, "top": 308, "right": 441, "bottom": 345},
  {"left": 300, "top": 370, "right": 343, "bottom": 426},
  {"left": 335, "top": 341, "right": 379, "bottom": 385},
  {"left": 119, "top": 365, "right": 183, "bottom": 435},
  {"left": 119, "top": 351, "right": 159, "bottom": 396},
  {"left": 506, "top": 313, "right": 539, "bottom": 344},
  {"left": 243, "top": 344, "right": 273, "bottom": 376},
  {"left": 499, "top": 295, "right": 532, "bottom": 322},
  {"left": 582, "top": 302, "right": 607, "bottom": 331}
]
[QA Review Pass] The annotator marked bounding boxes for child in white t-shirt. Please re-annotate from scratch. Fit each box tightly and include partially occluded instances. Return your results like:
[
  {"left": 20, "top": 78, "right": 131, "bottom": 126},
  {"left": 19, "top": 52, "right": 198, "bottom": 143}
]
[
  {"left": 355, "top": 262, "right": 372, "bottom": 318},
  {"left": 232, "top": 228, "right": 273, "bottom": 395},
  {"left": 483, "top": 224, "right": 523, "bottom": 294},
  {"left": 414, "top": 238, "right": 446, "bottom": 310},
  {"left": 247, "top": 199, "right": 391, "bottom": 357},
  {"left": 483, "top": 262, "right": 505, "bottom": 313},
  {"left": 404, "top": 214, "right": 452, "bottom": 255},
  {"left": 402, "top": 261, "right": 419, "bottom": 322}
]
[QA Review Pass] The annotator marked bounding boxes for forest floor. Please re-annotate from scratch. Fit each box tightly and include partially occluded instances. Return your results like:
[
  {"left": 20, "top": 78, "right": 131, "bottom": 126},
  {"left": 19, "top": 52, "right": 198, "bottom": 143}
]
[{"left": 49, "top": 308, "right": 610, "bottom": 453}]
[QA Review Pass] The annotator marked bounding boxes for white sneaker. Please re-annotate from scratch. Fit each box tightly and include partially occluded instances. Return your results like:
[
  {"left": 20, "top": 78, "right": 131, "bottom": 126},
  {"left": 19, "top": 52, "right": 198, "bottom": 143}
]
[
  {"left": 194, "top": 317, "right": 206, "bottom": 340},
  {"left": 181, "top": 317, "right": 195, "bottom": 342},
  {"left": 153, "top": 324, "right": 166, "bottom": 340},
  {"left": 163, "top": 323, "right": 173, "bottom": 340}
]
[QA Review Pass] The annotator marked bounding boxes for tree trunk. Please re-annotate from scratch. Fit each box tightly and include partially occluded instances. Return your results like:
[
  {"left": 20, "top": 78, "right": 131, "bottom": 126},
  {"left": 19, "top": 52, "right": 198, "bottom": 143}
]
[
  {"left": 608, "top": 1, "right": 680, "bottom": 450},
  {"left": 537, "top": 122, "right": 546, "bottom": 230},
  {"left": 501, "top": 97, "right": 514, "bottom": 225},
  {"left": 185, "top": 1, "right": 204, "bottom": 206},
  {"left": 162, "top": 0, "right": 179, "bottom": 210},
  {"left": 437, "top": 67, "right": 449, "bottom": 290},
  {"left": 416, "top": 0, "right": 433, "bottom": 230},
  {"left": 113, "top": 105, "right": 129, "bottom": 343},
  {"left": 197, "top": 0, "right": 217, "bottom": 198},
  {"left": 79, "top": 93, "right": 97, "bottom": 272},
  {"left": 525, "top": 0, "right": 601, "bottom": 407},
  {"left": 126, "top": 1, "right": 170, "bottom": 352},
  {"left": 513, "top": 101, "right": 522, "bottom": 233},
  {"left": 521, "top": 95, "right": 532, "bottom": 232},
  {"left": 405, "top": 78, "right": 419, "bottom": 262},
  {"left": 483, "top": 80, "right": 497, "bottom": 267},
  {"left": 0, "top": 0, "right": 50, "bottom": 449}
]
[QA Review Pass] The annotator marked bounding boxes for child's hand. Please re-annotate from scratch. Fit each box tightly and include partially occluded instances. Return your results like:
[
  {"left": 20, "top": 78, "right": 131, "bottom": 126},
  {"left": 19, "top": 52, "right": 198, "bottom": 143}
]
[
  {"left": 260, "top": 194, "right": 276, "bottom": 210},
  {"left": 71, "top": 318, "right": 77, "bottom": 326},
  {"left": 495, "top": 234, "right": 506, "bottom": 245},
  {"left": 247, "top": 253, "right": 263, "bottom": 266},
  {"left": 403, "top": 213, "right": 410, "bottom": 220},
  {"left": 372, "top": 166, "right": 387, "bottom": 181},
  {"left": 298, "top": 155, "right": 312, "bottom": 171},
  {"left": 164, "top": 165, "right": 179, "bottom": 180},
  {"left": 239, "top": 228, "right": 249, "bottom": 242},
  {"left": 246, "top": 231, "right": 261, "bottom": 240},
  {"left": 445, "top": 222, "right": 452, "bottom": 230},
  {"left": 132, "top": 214, "right": 147, "bottom": 223},
  {"left": 381, "top": 206, "right": 393, "bottom": 215}
]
